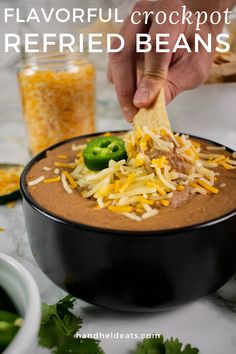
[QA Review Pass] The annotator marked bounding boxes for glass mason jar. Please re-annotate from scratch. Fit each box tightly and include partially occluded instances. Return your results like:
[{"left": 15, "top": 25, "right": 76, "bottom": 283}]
[{"left": 18, "top": 53, "right": 96, "bottom": 155}]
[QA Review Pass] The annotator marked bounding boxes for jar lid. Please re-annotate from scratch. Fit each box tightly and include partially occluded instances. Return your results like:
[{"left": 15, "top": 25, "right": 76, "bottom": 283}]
[{"left": 21, "top": 51, "right": 90, "bottom": 72}]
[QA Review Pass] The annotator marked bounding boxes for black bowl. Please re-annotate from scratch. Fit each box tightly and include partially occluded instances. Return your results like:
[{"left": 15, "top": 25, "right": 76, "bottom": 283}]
[{"left": 20, "top": 132, "right": 236, "bottom": 312}]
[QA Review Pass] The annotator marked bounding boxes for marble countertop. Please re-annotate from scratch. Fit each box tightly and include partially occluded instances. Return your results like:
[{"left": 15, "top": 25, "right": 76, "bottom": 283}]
[{"left": 0, "top": 62, "right": 236, "bottom": 354}]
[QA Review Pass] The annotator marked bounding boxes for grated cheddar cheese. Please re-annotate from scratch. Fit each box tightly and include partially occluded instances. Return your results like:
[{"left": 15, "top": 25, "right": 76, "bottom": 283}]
[
  {"left": 19, "top": 55, "right": 96, "bottom": 155},
  {"left": 27, "top": 128, "right": 236, "bottom": 221},
  {"left": 67, "top": 128, "right": 236, "bottom": 221}
]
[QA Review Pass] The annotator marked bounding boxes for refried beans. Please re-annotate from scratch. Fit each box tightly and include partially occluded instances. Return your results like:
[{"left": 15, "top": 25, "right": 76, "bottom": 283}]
[{"left": 26, "top": 136, "right": 236, "bottom": 231}]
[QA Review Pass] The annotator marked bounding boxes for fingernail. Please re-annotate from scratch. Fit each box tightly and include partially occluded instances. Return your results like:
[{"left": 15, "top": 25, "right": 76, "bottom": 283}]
[
  {"left": 134, "top": 86, "right": 149, "bottom": 105},
  {"left": 123, "top": 107, "right": 134, "bottom": 122}
]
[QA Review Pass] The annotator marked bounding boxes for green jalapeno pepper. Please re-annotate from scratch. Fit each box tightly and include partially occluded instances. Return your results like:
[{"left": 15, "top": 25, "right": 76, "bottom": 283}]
[
  {"left": 0, "top": 321, "right": 19, "bottom": 351},
  {"left": 0, "top": 311, "right": 19, "bottom": 324},
  {"left": 0, "top": 312, "right": 21, "bottom": 351},
  {"left": 83, "top": 136, "right": 127, "bottom": 171}
]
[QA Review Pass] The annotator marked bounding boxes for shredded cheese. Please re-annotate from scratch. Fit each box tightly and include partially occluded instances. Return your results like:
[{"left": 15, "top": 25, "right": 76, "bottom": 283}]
[
  {"left": 155, "top": 167, "right": 176, "bottom": 191},
  {"left": 68, "top": 128, "right": 232, "bottom": 221},
  {"left": 196, "top": 179, "right": 219, "bottom": 194},
  {"left": 176, "top": 185, "right": 185, "bottom": 191},
  {"left": 54, "top": 162, "right": 76, "bottom": 169},
  {"left": 43, "top": 176, "right": 61, "bottom": 184},
  {"left": 227, "top": 159, "right": 236, "bottom": 166},
  {"left": 19, "top": 63, "right": 95, "bottom": 155},
  {"left": 177, "top": 140, "right": 192, "bottom": 153},
  {"left": 191, "top": 187, "right": 207, "bottom": 195},
  {"left": 31, "top": 126, "right": 236, "bottom": 221},
  {"left": 160, "top": 199, "right": 170, "bottom": 207},
  {"left": 28, "top": 176, "right": 45, "bottom": 186},
  {"left": 108, "top": 205, "right": 133, "bottom": 213},
  {"left": 72, "top": 143, "right": 87, "bottom": 151},
  {"left": 54, "top": 168, "right": 60, "bottom": 175},
  {"left": 222, "top": 162, "right": 235, "bottom": 170},
  {"left": 57, "top": 154, "right": 67, "bottom": 159},
  {"left": 62, "top": 171, "right": 77, "bottom": 189},
  {"left": 7, "top": 202, "right": 15, "bottom": 208},
  {"left": 142, "top": 209, "right": 158, "bottom": 219},
  {"left": 61, "top": 174, "right": 73, "bottom": 194},
  {"left": 206, "top": 146, "right": 226, "bottom": 151}
]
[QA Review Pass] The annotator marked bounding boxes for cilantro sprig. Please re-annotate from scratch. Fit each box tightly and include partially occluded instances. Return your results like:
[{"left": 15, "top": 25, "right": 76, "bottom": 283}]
[
  {"left": 133, "top": 336, "right": 199, "bottom": 354},
  {"left": 39, "top": 295, "right": 104, "bottom": 354},
  {"left": 38, "top": 295, "right": 199, "bottom": 354}
]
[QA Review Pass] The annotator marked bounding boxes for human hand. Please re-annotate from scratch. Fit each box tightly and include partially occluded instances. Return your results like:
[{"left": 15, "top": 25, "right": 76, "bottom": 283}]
[{"left": 108, "top": 0, "right": 218, "bottom": 122}]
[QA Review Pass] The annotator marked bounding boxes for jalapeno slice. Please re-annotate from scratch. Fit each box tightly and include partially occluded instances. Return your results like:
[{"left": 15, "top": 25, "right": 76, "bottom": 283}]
[
  {"left": 83, "top": 136, "right": 127, "bottom": 171},
  {"left": 0, "top": 321, "right": 19, "bottom": 351}
]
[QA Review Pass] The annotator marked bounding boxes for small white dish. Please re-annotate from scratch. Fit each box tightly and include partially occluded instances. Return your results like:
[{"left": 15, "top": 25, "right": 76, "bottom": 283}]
[{"left": 0, "top": 253, "right": 41, "bottom": 354}]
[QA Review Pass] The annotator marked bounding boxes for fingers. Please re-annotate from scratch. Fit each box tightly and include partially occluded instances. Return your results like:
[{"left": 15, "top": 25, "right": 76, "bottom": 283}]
[
  {"left": 109, "top": 40, "right": 137, "bottom": 122},
  {"left": 107, "top": 61, "right": 113, "bottom": 83},
  {"left": 109, "top": 0, "right": 210, "bottom": 120},
  {"left": 134, "top": 50, "right": 172, "bottom": 108},
  {"left": 133, "top": 6, "right": 181, "bottom": 109},
  {"left": 164, "top": 80, "right": 179, "bottom": 104},
  {"left": 109, "top": 15, "right": 146, "bottom": 122},
  {"left": 108, "top": 0, "right": 151, "bottom": 122},
  {"left": 165, "top": 47, "right": 212, "bottom": 104}
]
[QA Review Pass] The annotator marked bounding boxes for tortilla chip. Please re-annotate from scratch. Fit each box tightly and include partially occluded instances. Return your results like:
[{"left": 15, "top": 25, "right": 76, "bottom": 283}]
[{"left": 134, "top": 89, "right": 171, "bottom": 131}]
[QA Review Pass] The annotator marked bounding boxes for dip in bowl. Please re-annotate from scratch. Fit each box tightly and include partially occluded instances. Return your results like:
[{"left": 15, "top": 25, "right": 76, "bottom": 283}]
[{"left": 20, "top": 132, "right": 236, "bottom": 312}]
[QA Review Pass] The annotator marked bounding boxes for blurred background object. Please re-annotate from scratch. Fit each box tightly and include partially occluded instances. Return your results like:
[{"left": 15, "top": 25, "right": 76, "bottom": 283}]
[
  {"left": 18, "top": 52, "right": 96, "bottom": 155},
  {"left": 206, "top": 51, "right": 236, "bottom": 84},
  {"left": 228, "top": 17, "right": 236, "bottom": 53},
  {"left": 206, "top": 13, "right": 236, "bottom": 84}
]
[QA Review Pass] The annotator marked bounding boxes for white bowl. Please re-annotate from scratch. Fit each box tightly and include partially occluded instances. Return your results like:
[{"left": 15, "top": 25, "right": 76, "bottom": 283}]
[{"left": 0, "top": 253, "right": 41, "bottom": 354}]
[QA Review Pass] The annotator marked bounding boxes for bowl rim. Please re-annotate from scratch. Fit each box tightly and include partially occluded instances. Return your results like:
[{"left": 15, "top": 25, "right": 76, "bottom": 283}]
[
  {"left": 20, "top": 130, "right": 236, "bottom": 236},
  {"left": 0, "top": 252, "right": 41, "bottom": 354}
]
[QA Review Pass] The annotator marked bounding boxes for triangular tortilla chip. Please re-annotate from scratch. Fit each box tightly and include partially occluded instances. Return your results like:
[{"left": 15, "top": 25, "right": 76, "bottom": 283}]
[{"left": 134, "top": 89, "right": 171, "bottom": 130}]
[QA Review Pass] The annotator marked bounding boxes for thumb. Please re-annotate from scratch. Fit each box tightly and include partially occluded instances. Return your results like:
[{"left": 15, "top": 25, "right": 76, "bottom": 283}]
[{"left": 133, "top": 53, "right": 171, "bottom": 108}]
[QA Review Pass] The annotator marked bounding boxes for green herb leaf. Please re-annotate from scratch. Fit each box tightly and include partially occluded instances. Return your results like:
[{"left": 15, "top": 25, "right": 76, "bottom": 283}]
[
  {"left": 39, "top": 295, "right": 104, "bottom": 353},
  {"left": 133, "top": 336, "right": 199, "bottom": 354},
  {"left": 53, "top": 338, "right": 104, "bottom": 354},
  {"left": 164, "top": 338, "right": 199, "bottom": 354},
  {"left": 57, "top": 295, "right": 76, "bottom": 310},
  {"left": 39, "top": 295, "right": 83, "bottom": 352}
]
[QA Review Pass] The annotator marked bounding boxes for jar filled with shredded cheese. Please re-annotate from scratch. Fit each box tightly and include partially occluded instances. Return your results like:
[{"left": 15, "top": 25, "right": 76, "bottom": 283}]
[{"left": 18, "top": 53, "right": 96, "bottom": 155}]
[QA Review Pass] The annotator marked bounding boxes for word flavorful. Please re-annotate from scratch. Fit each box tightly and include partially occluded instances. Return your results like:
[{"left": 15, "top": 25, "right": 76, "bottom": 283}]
[
  {"left": 4, "top": 6, "right": 231, "bottom": 31},
  {"left": 4, "top": 7, "right": 123, "bottom": 24}
]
